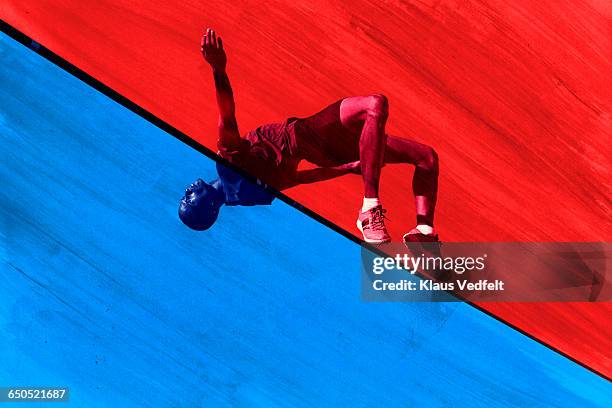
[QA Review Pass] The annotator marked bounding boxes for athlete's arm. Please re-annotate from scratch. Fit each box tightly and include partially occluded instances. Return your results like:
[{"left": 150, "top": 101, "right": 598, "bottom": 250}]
[
  {"left": 201, "top": 28, "right": 241, "bottom": 150},
  {"left": 292, "top": 161, "right": 364, "bottom": 185}
]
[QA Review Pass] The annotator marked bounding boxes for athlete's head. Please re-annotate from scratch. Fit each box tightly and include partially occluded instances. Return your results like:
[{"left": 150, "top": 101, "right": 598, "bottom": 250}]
[{"left": 178, "top": 178, "right": 224, "bottom": 231}]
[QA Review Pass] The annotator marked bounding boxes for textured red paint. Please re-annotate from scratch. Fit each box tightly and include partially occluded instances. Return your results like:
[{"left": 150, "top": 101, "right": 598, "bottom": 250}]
[{"left": 2, "top": 0, "right": 610, "bottom": 375}]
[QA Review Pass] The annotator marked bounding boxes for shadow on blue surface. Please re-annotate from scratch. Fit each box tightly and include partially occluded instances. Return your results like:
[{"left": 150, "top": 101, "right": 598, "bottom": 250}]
[{"left": 0, "top": 32, "right": 609, "bottom": 407}]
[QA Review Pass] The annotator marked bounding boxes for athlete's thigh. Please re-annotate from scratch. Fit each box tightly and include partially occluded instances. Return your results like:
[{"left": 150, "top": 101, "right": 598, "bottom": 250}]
[
  {"left": 339, "top": 96, "right": 372, "bottom": 132},
  {"left": 384, "top": 134, "right": 433, "bottom": 164}
]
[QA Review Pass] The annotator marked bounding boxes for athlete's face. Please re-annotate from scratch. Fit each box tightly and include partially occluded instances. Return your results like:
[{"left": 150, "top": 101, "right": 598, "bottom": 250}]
[
  {"left": 183, "top": 179, "right": 210, "bottom": 206},
  {"left": 183, "top": 178, "right": 224, "bottom": 208},
  {"left": 178, "top": 179, "right": 223, "bottom": 230}
]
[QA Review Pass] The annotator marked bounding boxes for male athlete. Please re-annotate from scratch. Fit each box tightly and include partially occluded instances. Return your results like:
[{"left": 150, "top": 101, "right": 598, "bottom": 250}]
[{"left": 179, "top": 28, "right": 440, "bottom": 244}]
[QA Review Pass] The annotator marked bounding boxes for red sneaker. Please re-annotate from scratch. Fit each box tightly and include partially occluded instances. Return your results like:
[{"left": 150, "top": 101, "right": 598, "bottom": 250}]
[
  {"left": 403, "top": 228, "right": 440, "bottom": 244},
  {"left": 357, "top": 205, "right": 391, "bottom": 244},
  {"left": 403, "top": 229, "right": 446, "bottom": 280}
]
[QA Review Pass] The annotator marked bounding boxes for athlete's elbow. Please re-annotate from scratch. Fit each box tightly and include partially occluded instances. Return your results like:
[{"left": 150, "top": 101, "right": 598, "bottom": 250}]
[{"left": 218, "top": 117, "right": 238, "bottom": 134}]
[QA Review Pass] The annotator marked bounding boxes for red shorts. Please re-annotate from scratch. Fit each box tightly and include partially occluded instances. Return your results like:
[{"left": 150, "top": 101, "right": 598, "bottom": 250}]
[{"left": 221, "top": 99, "right": 359, "bottom": 189}]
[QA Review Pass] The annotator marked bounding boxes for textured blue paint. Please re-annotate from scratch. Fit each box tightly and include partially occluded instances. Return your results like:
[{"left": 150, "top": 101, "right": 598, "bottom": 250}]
[{"left": 0, "top": 33, "right": 609, "bottom": 407}]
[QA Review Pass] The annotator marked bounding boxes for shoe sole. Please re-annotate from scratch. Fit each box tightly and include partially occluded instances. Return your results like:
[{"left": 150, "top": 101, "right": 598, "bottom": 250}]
[
  {"left": 402, "top": 233, "right": 440, "bottom": 244},
  {"left": 402, "top": 234, "right": 442, "bottom": 259},
  {"left": 357, "top": 219, "right": 391, "bottom": 244}
]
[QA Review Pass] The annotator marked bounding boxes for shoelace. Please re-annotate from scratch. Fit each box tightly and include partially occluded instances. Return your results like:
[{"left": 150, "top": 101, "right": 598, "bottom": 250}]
[{"left": 370, "top": 206, "right": 389, "bottom": 229}]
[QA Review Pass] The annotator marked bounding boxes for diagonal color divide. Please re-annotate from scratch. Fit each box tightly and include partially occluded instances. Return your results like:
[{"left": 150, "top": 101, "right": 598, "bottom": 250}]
[
  {"left": 1, "top": 29, "right": 611, "bottom": 406},
  {"left": 0, "top": 0, "right": 610, "bottom": 379}
]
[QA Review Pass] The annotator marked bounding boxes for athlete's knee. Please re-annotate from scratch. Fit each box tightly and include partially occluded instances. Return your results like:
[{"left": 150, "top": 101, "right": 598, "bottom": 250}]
[
  {"left": 365, "top": 94, "right": 388, "bottom": 119},
  {"left": 421, "top": 146, "right": 439, "bottom": 174}
]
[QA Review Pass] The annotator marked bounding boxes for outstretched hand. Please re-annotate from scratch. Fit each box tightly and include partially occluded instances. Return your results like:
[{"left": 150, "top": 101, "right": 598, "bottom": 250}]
[
  {"left": 201, "top": 28, "right": 226, "bottom": 71},
  {"left": 337, "top": 161, "right": 386, "bottom": 175},
  {"left": 339, "top": 160, "right": 362, "bottom": 174}
]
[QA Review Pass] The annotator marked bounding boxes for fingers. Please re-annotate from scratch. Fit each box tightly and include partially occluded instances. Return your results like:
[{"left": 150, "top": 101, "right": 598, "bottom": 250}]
[
  {"left": 202, "top": 29, "right": 209, "bottom": 53},
  {"left": 211, "top": 29, "right": 217, "bottom": 47},
  {"left": 202, "top": 28, "right": 223, "bottom": 55}
]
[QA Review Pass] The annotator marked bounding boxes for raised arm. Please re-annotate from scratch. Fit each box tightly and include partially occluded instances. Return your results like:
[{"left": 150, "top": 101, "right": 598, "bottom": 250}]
[{"left": 201, "top": 28, "right": 241, "bottom": 151}]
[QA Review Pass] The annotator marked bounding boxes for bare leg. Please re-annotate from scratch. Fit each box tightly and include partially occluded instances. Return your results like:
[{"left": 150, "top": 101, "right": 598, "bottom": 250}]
[
  {"left": 339, "top": 95, "right": 388, "bottom": 198},
  {"left": 321, "top": 95, "right": 437, "bottom": 240},
  {"left": 383, "top": 135, "right": 439, "bottom": 226}
]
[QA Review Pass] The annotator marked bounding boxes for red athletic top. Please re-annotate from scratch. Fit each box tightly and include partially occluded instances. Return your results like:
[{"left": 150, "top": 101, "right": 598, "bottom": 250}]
[{"left": 218, "top": 119, "right": 300, "bottom": 189}]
